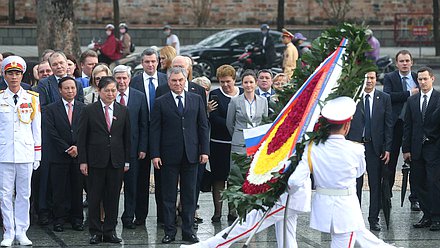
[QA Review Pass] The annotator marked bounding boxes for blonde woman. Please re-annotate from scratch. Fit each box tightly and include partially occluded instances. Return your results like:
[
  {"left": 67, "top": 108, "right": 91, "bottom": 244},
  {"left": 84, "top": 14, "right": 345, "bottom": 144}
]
[{"left": 83, "top": 64, "right": 112, "bottom": 104}]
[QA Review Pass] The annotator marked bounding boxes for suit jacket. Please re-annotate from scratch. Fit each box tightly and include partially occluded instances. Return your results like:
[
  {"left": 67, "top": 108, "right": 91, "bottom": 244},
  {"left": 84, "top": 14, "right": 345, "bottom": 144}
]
[
  {"left": 130, "top": 71, "right": 167, "bottom": 111},
  {"left": 156, "top": 81, "right": 207, "bottom": 109},
  {"left": 77, "top": 101, "right": 131, "bottom": 168},
  {"left": 258, "top": 33, "right": 276, "bottom": 65},
  {"left": 226, "top": 94, "right": 268, "bottom": 154},
  {"left": 402, "top": 89, "right": 440, "bottom": 160},
  {"left": 347, "top": 90, "right": 393, "bottom": 157},
  {"left": 0, "top": 78, "right": 31, "bottom": 91},
  {"left": 124, "top": 88, "right": 148, "bottom": 158},
  {"left": 149, "top": 91, "right": 209, "bottom": 165},
  {"left": 255, "top": 88, "right": 275, "bottom": 96},
  {"left": 36, "top": 75, "right": 85, "bottom": 112},
  {"left": 383, "top": 70, "right": 418, "bottom": 124},
  {"left": 45, "top": 99, "right": 85, "bottom": 164}
]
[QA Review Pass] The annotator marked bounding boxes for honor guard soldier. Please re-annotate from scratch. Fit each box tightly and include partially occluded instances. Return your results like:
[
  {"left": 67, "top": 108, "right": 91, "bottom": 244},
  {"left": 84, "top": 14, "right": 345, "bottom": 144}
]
[
  {"left": 0, "top": 56, "right": 41, "bottom": 247},
  {"left": 289, "top": 97, "right": 396, "bottom": 248}
]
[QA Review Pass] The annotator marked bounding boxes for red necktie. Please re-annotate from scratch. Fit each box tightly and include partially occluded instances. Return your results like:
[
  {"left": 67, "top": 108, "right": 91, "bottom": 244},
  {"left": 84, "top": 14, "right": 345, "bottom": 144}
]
[
  {"left": 119, "top": 92, "right": 126, "bottom": 106},
  {"left": 67, "top": 102, "right": 73, "bottom": 125},
  {"left": 105, "top": 105, "right": 111, "bottom": 131}
]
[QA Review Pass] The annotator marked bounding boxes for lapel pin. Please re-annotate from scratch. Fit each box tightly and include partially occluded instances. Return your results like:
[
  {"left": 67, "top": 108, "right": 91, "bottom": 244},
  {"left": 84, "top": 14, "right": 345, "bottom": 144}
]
[{"left": 113, "top": 116, "right": 117, "bottom": 120}]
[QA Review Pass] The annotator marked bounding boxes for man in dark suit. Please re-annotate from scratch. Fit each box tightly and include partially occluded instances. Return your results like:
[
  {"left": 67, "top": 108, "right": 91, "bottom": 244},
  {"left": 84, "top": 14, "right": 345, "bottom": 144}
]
[
  {"left": 347, "top": 71, "right": 393, "bottom": 231},
  {"left": 129, "top": 48, "right": 167, "bottom": 226},
  {"left": 383, "top": 49, "right": 420, "bottom": 211},
  {"left": 78, "top": 76, "right": 131, "bottom": 244},
  {"left": 113, "top": 65, "right": 148, "bottom": 229},
  {"left": 403, "top": 67, "right": 440, "bottom": 231},
  {"left": 257, "top": 24, "right": 277, "bottom": 69},
  {"left": 150, "top": 67, "right": 209, "bottom": 244},
  {"left": 34, "top": 51, "right": 85, "bottom": 225},
  {"left": 45, "top": 77, "right": 85, "bottom": 232},
  {"left": 155, "top": 55, "right": 207, "bottom": 226}
]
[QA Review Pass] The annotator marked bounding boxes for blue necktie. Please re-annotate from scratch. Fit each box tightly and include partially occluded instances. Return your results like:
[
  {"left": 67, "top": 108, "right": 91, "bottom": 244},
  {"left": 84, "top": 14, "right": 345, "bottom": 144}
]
[
  {"left": 148, "top": 77, "right": 155, "bottom": 110},
  {"left": 364, "top": 94, "right": 371, "bottom": 139},
  {"left": 177, "top": 95, "right": 184, "bottom": 115}
]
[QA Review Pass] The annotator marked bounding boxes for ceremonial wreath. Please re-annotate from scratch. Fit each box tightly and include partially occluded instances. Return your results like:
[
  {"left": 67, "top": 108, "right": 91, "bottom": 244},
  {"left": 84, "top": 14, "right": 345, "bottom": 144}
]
[{"left": 223, "top": 23, "right": 377, "bottom": 219}]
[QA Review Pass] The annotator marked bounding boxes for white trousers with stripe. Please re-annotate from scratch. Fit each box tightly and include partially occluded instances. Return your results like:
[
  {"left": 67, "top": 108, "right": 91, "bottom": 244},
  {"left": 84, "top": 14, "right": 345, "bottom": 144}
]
[
  {"left": 331, "top": 228, "right": 396, "bottom": 248},
  {"left": 202, "top": 205, "right": 298, "bottom": 248},
  {"left": 0, "top": 163, "right": 33, "bottom": 240}
]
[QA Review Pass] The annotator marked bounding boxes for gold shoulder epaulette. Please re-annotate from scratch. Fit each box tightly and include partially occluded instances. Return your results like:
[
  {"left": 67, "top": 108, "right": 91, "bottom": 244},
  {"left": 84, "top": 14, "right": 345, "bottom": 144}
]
[{"left": 27, "top": 90, "right": 39, "bottom": 97}]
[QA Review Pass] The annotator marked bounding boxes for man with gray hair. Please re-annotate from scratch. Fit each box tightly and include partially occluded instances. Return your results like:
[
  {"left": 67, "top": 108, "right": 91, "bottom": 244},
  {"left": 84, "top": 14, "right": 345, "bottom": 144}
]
[
  {"left": 113, "top": 65, "right": 148, "bottom": 229},
  {"left": 129, "top": 47, "right": 167, "bottom": 226},
  {"left": 150, "top": 66, "right": 209, "bottom": 244}
]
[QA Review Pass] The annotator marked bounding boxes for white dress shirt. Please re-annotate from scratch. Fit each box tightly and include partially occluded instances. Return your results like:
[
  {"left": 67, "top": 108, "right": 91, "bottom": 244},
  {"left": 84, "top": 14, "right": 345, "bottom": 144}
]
[
  {"left": 62, "top": 98, "right": 75, "bottom": 116},
  {"left": 143, "top": 71, "right": 158, "bottom": 111},
  {"left": 420, "top": 88, "right": 433, "bottom": 112},
  {"left": 171, "top": 91, "right": 185, "bottom": 108},
  {"left": 116, "top": 88, "right": 130, "bottom": 105}
]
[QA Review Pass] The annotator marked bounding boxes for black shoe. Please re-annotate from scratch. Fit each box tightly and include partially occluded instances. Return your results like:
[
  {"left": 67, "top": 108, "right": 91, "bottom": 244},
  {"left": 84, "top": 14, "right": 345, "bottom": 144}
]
[
  {"left": 53, "top": 224, "right": 64, "bottom": 232},
  {"left": 103, "top": 234, "right": 122, "bottom": 243},
  {"left": 430, "top": 221, "right": 440, "bottom": 231},
  {"left": 369, "top": 222, "right": 381, "bottom": 231},
  {"left": 411, "top": 202, "right": 421, "bottom": 211},
  {"left": 89, "top": 234, "right": 102, "bottom": 244},
  {"left": 413, "top": 218, "right": 432, "bottom": 228},
  {"left": 134, "top": 219, "right": 145, "bottom": 226},
  {"left": 211, "top": 215, "right": 221, "bottom": 223},
  {"left": 161, "top": 235, "right": 175, "bottom": 244},
  {"left": 123, "top": 221, "right": 136, "bottom": 229},
  {"left": 182, "top": 233, "right": 199, "bottom": 243},
  {"left": 71, "top": 223, "right": 84, "bottom": 231}
]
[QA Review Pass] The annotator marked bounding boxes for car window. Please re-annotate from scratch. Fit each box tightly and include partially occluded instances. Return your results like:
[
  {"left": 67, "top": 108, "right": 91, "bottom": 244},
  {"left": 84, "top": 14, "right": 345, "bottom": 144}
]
[
  {"left": 226, "top": 32, "right": 259, "bottom": 49},
  {"left": 198, "top": 30, "right": 243, "bottom": 47},
  {"left": 269, "top": 31, "right": 282, "bottom": 45}
]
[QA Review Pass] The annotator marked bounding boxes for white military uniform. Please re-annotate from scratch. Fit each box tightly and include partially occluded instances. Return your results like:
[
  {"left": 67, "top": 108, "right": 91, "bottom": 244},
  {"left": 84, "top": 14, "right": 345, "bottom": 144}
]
[
  {"left": 289, "top": 135, "right": 395, "bottom": 248},
  {"left": 181, "top": 178, "right": 311, "bottom": 248},
  {"left": 0, "top": 87, "right": 41, "bottom": 241}
]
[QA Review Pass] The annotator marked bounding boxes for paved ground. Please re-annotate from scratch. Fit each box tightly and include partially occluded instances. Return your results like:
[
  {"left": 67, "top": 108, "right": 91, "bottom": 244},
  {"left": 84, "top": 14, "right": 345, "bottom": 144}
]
[{"left": 14, "top": 190, "right": 440, "bottom": 248}]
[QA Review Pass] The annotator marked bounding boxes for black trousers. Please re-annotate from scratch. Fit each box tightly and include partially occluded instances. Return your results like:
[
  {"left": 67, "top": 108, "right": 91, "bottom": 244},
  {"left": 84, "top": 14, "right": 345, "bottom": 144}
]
[
  {"left": 161, "top": 155, "right": 197, "bottom": 237},
  {"left": 389, "top": 119, "right": 418, "bottom": 202},
  {"left": 135, "top": 157, "right": 151, "bottom": 222},
  {"left": 87, "top": 164, "right": 124, "bottom": 236},
  {"left": 356, "top": 142, "right": 382, "bottom": 223},
  {"left": 50, "top": 161, "right": 83, "bottom": 225},
  {"left": 411, "top": 143, "right": 440, "bottom": 221},
  {"left": 154, "top": 167, "right": 164, "bottom": 223},
  {"left": 121, "top": 158, "right": 139, "bottom": 224}
]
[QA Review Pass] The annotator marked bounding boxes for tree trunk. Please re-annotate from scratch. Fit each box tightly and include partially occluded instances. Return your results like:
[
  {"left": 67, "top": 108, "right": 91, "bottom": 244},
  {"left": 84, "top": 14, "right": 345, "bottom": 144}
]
[
  {"left": 277, "top": 0, "right": 285, "bottom": 31},
  {"left": 113, "top": 0, "right": 120, "bottom": 36},
  {"left": 37, "top": 0, "right": 81, "bottom": 58},
  {"left": 8, "top": 0, "right": 15, "bottom": 25},
  {"left": 434, "top": 0, "right": 440, "bottom": 56}
]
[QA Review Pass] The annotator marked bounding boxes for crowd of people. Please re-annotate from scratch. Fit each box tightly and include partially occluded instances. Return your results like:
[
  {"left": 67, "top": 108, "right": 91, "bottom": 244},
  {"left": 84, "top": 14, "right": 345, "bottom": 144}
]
[{"left": 0, "top": 23, "right": 438, "bottom": 248}]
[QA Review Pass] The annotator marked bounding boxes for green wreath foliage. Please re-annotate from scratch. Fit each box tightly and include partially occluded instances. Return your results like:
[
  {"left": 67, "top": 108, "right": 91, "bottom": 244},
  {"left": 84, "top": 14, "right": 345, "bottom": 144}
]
[{"left": 222, "top": 23, "right": 377, "bottom": 220}]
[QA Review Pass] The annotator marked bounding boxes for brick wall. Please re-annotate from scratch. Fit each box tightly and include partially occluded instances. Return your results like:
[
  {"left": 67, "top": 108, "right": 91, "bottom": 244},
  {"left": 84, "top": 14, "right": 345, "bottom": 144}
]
[{"left": 0, "top": 0, "right": 432, "bottom": 26}]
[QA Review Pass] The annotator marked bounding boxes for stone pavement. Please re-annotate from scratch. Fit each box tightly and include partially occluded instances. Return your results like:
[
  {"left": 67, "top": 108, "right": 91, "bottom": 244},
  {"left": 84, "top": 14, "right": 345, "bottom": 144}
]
[{"left": 13, "top": 189, "right": 440, "bottom": 248}]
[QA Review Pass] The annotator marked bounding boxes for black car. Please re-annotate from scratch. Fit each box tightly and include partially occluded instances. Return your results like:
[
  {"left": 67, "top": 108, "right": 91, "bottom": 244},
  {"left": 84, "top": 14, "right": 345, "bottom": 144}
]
[{"left": 181, "top": 28, "right": 284, "bottom": 79}]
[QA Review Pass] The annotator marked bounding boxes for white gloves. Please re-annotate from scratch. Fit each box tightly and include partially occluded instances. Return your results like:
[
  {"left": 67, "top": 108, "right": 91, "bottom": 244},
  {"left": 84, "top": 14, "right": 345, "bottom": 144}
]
[{"left": 33, "top": 161, "right": 40, "bottom": 170}]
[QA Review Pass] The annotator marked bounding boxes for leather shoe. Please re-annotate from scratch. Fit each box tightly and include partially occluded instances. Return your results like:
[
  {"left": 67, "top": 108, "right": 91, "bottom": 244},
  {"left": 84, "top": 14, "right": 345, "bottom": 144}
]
[
  {"left": 89, "top": 234, "right": 102, "bottom": 244},
  {"left": 413, "top": 218, "right": 432, "bottom": 228},
  {"left": 430, "top": 221, "right": 440, "bottom": 231},
  {"left": 211, "top": 215, "right": 221, "bottom": 223},
  {"left": 53, "top": 224, "right": 64, "bottom": 232},
  {"left": 161, "top": 235, "right": 175, "bottom": 244},
  {"left": 38, "top": 214, "right": 50, "bottom": 226},
  {"left": 123, "top": 221, "right": 136, "bottom": 229},
  {"left": 72, "top": 223, "right": 84, "bottom": 231},
  {"left": 134, "top": 219, "right": 145, "bottom": 226},
  {"left": 369, "top": 222, "right": 381, "bottom": 231},
  {"left": 182, "top": 233, "right": 199, "bottom": 243},
  {"left": 411, "top": 202, "right": 421, "bottom": 211},
  {"left": 103, "top": 234, "right": 122, "bottom": 243}
]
